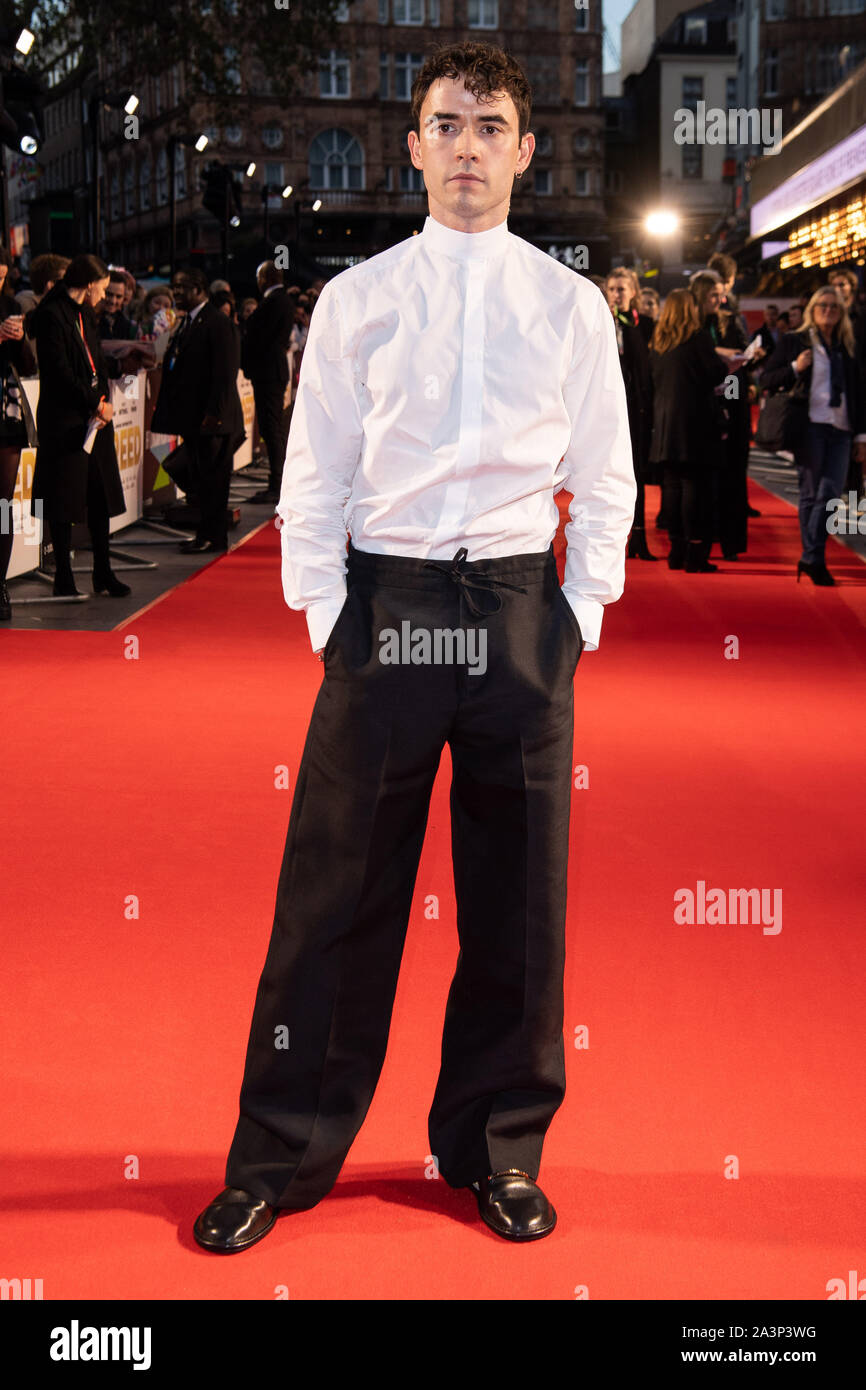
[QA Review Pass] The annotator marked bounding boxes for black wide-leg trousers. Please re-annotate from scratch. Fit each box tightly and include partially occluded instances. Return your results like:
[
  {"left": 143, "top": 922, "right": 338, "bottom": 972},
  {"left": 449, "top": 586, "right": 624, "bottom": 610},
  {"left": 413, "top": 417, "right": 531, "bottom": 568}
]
[{"left": 225, "top": 540, "right": 583, "bottom": 1209}]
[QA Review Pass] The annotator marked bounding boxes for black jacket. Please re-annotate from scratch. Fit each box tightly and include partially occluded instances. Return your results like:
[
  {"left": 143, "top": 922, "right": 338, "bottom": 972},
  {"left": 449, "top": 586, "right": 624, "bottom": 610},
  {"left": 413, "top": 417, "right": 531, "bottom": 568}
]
[
  {"left": 151, "top": 299, "right": 244, "bottom": 440},
  {"left": 0, "top": 291, "right": 36, "bottom": 446},
  {"left": 98, "top": 309, "right": 138, "bottom": 341},
  {"left": 649, "top": 328, "right": 729, "bottom": 469},
  {"left": 240, "top": 286, "right": 294, "bottom": 385},
  {"left": 29, "top": 283, "right": 126, "bottom": 523},
  {"left": 761, "top": 328, "right": 866, "bottom": 436},
  {"left": 616, "top": 316, "right": 653, "bottom": 480}
]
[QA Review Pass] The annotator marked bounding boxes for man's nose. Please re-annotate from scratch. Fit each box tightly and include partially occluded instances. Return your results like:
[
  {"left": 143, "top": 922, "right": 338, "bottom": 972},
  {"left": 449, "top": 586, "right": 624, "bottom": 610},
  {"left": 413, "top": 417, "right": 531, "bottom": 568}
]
[{"left": 455, "top": 127, "right": 479, "bottom": 161}]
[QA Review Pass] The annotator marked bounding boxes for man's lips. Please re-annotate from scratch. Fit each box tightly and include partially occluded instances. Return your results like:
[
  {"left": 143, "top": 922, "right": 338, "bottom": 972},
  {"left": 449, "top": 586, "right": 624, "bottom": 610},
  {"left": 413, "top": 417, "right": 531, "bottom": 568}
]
[{"left": 451, "top": 173, "right": 483, "bottom": 182}]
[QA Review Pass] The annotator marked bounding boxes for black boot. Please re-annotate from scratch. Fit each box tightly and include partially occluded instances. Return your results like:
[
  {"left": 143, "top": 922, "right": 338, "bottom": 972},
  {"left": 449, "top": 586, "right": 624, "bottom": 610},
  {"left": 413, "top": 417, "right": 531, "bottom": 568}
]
[
  {"left": 0, "top": 579, "right": 10, "bottom": 620},
  {"left": 626, "top": 526, "right": 658, "bottom": 560},
  {"left": 668, "top": 538, "right": 686, "bottom": 570},
  {"left": 92, "top": 568, "right": 132, "bottom": 597},
  {"left": 684, "top": 540, "right": 717, "bottom": 573}
]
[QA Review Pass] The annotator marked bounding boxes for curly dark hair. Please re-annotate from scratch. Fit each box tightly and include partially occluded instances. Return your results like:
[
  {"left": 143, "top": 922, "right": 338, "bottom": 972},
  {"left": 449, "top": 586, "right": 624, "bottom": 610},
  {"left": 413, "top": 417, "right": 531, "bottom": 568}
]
[{"left": 411, "top": 41, "right": 532, "bottom": 139}]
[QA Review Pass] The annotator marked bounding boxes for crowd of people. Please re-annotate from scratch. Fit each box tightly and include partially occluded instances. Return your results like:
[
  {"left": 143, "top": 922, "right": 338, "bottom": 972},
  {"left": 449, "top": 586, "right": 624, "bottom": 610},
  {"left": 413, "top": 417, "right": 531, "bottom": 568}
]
[
  {"left": 597, "top": 253, "right": 866, "bottom": 584},
  {"left": 0, "top": 251, "right": 321, "bottom": 618},
  {"left": 2, "top": 239, "right": 865, "bottom": 623}
]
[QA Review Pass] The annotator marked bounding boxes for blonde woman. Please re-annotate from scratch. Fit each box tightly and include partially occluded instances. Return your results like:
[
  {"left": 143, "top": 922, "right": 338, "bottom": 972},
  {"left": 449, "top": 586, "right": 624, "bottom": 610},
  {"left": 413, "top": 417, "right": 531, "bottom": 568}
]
[{"left": 761, "top": 285, "right": 866, "bottom": 585}]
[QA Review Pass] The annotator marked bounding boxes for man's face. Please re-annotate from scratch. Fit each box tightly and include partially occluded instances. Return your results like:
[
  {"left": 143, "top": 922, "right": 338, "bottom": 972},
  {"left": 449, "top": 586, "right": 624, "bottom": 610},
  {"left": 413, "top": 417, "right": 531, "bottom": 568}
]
[
  {"left": 766, "top": 304, "right": 778, "bottom": 325},
  {"left": 407, "top": 77, "right": 534, "bottom": 232},
  {"left": 788, "top": 304, "right": 803, "bottom": 329},
  {"left": 172, "top": 276, "right": 199, "bottom": 311},
  {"left": 103, "top": 283, "right": 126, "bottom": 314},
  {"left": 606, "top": 278, "right": 631, "bottom": 313}
]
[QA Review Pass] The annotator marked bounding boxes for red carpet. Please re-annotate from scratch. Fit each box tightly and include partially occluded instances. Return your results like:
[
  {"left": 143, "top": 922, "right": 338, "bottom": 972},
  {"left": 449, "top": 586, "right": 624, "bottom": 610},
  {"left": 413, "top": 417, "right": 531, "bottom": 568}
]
[{"left": 3, "top": 483, "right": 866, "bottom": 1300}]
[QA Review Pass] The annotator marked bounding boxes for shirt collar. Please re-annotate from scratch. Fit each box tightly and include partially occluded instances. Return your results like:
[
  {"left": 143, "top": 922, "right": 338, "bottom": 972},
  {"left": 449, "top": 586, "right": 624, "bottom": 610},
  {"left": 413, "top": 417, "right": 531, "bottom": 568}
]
[
  {"left": 188, "top": 299, "right": 207, "bottom": 321},
  {"left": 421, "top": 215, "right": 509, "bottom": 261}
]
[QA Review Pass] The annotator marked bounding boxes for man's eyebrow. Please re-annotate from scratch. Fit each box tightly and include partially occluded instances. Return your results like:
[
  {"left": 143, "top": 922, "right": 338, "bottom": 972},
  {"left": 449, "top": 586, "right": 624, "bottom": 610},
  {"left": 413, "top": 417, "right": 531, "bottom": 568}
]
[{"left": 426, "top": 110, "right": 511, "bottom": 125}]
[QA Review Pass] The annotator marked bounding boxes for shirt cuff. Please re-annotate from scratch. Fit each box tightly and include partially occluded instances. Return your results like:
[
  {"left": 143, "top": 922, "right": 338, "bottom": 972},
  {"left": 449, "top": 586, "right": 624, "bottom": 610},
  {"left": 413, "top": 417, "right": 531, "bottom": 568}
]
[
  {"left": 305, "top": 594, "right": 347, "bottom": 653},
  {"left": 563, "top": 594, "right": 604, "bottom": 652}
]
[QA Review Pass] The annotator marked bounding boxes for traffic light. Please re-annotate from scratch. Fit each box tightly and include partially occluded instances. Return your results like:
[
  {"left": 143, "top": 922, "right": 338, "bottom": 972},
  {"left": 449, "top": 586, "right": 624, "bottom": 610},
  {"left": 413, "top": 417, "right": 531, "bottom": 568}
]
[
  {"left": 201, "top": 162, "right": 242, "bottom": 226},
  {"left": 0, "top": 63, "right": 44, "bottom": 154}
]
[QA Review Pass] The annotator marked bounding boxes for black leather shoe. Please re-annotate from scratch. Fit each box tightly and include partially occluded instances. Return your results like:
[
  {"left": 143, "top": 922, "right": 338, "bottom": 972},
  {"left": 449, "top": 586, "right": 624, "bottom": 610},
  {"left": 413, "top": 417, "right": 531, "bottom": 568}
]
[
  {"left": 179, "top": 539, "right": 227, "bottom": 554},
  {"left": 747, "top": 505, "right": 761, "bottom": 518},
  {"left": 469, "top": 1169, "right": 557, "bottom": 1241},
  {"left": 0, "top": 580, "right": 10, "bottom": 620},
  {"left": 93, "top": 571, "right": 131, "bottom": 597},
  {"left": 193, "top": 1187, "right": 278, "bottom": 1253},
  {"left": 247, "top": 488, "right": 280, "bottom": 504}
]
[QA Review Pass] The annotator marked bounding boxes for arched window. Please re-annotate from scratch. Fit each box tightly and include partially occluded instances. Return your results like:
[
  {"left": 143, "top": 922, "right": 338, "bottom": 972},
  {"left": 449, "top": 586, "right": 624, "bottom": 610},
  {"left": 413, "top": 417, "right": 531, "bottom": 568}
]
[{"left": 309, "top": 129, "right": 364, "bottom": 190}]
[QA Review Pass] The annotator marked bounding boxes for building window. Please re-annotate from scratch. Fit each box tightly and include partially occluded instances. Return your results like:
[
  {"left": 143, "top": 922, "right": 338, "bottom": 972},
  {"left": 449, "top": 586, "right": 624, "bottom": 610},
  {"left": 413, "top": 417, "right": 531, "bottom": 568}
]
[
  {"left": 726, "top": 76, "right": 737, "bottom": 108},
  {"left": 380, "top": 53, "right": 389, "bottom": 98},
  {"left": 682, "top": 145, "right": 703, "bottom": 179},
  {"left": 429, "top": 0, "right": 440, "bottom": 23},
  {"left": 309, "top": 128, "right": 364, "bottom": 190},
  {"left": 604, "top": 168, "right": 623, "bottom": 193},
  {"left": 173, "top": 144, "right": 186, "bottom": 199},
  {"left": 335, "top": 0, "right": 350, "bottom": 17},
  {"left": 261, "top": 123, "right": 284, "bottom": 149},
  {"left": 575, "top": 60, "right": 589, "bottom": 105},
  {"left": 110, "top": 169, "right": 121, "bottom": 219},
  {"left": 535, "top": 128, "right": 553, "bottom": 156},
  {"left": 264, "top": 161, "right": 285, "bottom": 189},
  {"left": 684, "top": 16, "right": 707, "bottom": 42},
  {"left": 468, "top": 0, "right": 499, "bottom": 27},
  {"left": 828, "top": 0, "right": 866, "bottom": 10},
  {"left": 124, "top": 162, "right": 135, "bottom": 216},
  {"left": 534, "top": 168, "right": 552, "bottom": 194},
  {"left": 379, "top": 0, "right": 388, "bottom": 20},
  {"left": 764, "top": 47, "right": 779, "bottom": 96},
  {"left": 393, "top": 0, "right": 424, "bottom": 22},
  {"left": 225, "top": 125, "right": 243, "bottom": 145},
  {"left": 399, "top": 165, "right": 425, "bottom": 191},
  {"left": 764, "top": 0, "right": 786, "bottom": 16},
  {"left": 320, "top": 49, "right": 351, "bottom": 98},
  {"left": 682, "top": 75, "right": 703, "bottom": 109},
  {"left": 574, "top": 130, "right": 591, "bottom": 153},
  {"left": 155, "top": 148, "right": 167, "bottom": 205},
  {"left": 575, "top": 168, "right": 589, "bottom": 195},
  {"left": 574, "top": 2, "right": 589, "bottom": 30},
  {"left": 394, "top": 52, "right": 424, "bottom": 100}
]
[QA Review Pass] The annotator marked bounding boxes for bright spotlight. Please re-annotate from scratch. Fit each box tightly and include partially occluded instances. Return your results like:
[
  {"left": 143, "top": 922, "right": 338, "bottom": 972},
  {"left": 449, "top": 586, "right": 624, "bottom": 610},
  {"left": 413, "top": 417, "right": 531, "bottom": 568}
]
[{"left": 645, "top": 210, "right": 679, "bottom": 237}]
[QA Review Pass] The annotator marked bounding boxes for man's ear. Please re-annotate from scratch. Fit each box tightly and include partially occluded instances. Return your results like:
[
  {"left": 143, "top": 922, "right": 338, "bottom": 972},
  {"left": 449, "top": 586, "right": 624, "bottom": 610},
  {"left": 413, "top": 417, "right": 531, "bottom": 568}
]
[
  {"left": 408, "top": 129, "right": 423, "bottom": 171},
  {"left": 516, "top": 131, "right": 536, "bottom": 178}
]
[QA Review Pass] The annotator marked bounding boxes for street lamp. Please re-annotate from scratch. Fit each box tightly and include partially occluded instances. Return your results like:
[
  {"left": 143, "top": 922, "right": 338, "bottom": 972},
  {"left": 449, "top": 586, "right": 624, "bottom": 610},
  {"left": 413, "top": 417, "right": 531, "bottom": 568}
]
[{"left": 645, "top": 210, "right": 679, "bottom": 238}]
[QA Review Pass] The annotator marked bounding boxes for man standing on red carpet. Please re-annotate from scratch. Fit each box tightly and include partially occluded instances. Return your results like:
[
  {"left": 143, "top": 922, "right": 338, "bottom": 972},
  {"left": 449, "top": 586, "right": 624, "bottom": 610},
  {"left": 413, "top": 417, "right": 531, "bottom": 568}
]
[{"left": 194, "top": 40, "right": 635, "bottom": 1253}]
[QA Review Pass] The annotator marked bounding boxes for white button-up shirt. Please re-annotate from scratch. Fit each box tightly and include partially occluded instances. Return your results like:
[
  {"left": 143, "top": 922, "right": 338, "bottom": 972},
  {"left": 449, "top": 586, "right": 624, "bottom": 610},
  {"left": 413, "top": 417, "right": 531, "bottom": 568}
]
[{"left": 276, "top": 214, "right": 636, "bottom": 652}]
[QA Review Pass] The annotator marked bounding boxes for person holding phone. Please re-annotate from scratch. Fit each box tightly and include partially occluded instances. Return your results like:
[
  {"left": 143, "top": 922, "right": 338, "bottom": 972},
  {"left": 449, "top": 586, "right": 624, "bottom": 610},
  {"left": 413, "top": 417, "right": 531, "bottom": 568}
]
[
  {"left": 28, "top": 254, "right": 146, "bottom": 598},
  {"left": 0, "top": 247, "right": 37, "bottom": 621}
]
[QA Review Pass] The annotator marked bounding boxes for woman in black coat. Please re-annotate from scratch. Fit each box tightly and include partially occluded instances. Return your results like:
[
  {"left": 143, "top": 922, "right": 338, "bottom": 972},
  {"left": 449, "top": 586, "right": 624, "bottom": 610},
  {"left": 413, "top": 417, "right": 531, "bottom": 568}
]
[
  {"left": 760, "top": 284, "right": 866, "bottom": 585},
  {"left": 690, "top": 269, "right": 765, "bottom": 560},
  {"left": 29, "top": 254, "right": 143, "bottom": 597},
  {"left": 0, "top": 247, "right": 38, "bottom": 621},
  {"left": 648, "top": 288, "right": 729, "bottom": 572}
]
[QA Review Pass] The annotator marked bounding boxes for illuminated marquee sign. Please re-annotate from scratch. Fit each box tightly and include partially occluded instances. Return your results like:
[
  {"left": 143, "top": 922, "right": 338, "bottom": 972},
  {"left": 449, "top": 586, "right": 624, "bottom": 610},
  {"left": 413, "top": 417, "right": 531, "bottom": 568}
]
[{"left": 750, "top": 123, "right": 866, "bottom": 239}]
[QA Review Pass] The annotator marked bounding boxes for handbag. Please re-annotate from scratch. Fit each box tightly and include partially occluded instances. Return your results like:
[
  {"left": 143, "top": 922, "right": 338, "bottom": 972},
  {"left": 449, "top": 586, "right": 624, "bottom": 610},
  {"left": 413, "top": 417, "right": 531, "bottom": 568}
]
[{"left": 756, "top": 366, "right": 809, "bottom": 452}]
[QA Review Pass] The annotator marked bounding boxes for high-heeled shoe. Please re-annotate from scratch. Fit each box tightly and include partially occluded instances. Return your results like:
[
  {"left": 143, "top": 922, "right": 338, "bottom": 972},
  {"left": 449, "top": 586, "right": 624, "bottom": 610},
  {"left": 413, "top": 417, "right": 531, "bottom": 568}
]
[
  {"left": 797, "top": 561, "right": 834, "bottom": 586},
  {"left": 0, "top": 580, "right": 10, "bottom": 620},
  {"left": 92, "top": 570, "right": 131, "bottom": 597},
  {"left": 626, "top": 527, "right": 658, "bottom": 560}
]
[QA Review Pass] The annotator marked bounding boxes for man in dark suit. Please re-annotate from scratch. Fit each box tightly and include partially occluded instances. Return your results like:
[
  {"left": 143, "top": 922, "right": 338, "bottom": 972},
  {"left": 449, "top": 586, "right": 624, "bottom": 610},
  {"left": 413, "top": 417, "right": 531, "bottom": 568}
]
[
  {"left": 240, "top": 260, "right": 295, "bottom": 503},
  {"left": 751, "top": 303, "right": 782, "bottom": 355},
  {"left": 151, "top": 268, "right": 244, "bottom": 553}
]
